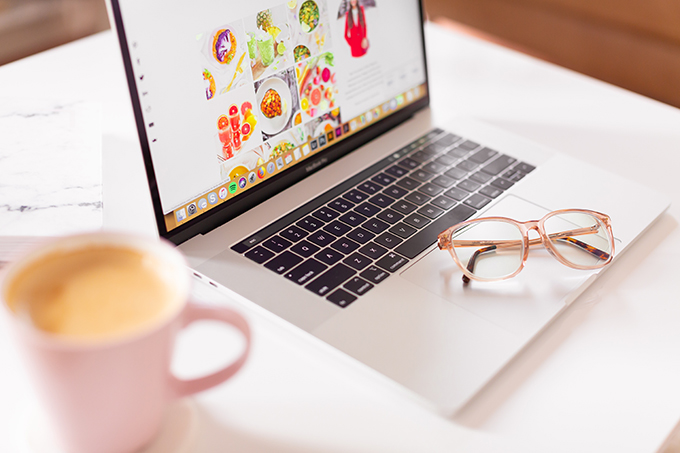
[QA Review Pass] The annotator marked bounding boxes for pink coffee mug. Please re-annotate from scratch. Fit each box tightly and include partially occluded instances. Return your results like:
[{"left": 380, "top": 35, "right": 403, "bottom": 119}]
[{"left": 0, "top": 233, "right": 251, "bottom": 453}]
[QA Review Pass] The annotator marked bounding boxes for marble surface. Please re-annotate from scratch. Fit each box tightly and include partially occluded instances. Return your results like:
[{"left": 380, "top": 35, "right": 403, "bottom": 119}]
[{"left": 0, "top": 98, "right": 102, "bottom": 259}]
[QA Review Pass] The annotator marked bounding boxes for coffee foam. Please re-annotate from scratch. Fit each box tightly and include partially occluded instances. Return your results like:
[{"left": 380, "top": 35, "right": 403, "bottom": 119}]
[{"left": 6, "top": 245, "right": 184, "bottom": 342}]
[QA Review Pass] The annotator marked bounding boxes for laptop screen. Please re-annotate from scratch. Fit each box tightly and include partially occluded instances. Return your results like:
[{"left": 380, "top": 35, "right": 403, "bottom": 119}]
[{"left": 111, "top": 0, "right": 429, "bottom": 241}]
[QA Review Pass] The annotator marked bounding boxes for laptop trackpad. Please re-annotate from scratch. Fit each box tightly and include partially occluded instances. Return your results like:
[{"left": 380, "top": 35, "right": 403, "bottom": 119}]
[{"left": 401, "top": 195, "right": 596, "bottom": 336}]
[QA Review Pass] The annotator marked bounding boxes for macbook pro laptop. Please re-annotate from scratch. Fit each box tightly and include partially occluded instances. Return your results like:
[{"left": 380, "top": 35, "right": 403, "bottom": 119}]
[{"left": 107, "top": 0, "right": 670, "bottom": 414}]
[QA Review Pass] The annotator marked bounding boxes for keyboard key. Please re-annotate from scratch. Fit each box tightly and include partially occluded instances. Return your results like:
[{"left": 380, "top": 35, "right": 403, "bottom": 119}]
[
  {"left": 385, "top": 165, "right": 408, "bottom": 178},
  {"left": 262, "top": 235, "right": 292, "bottom": 253},
  {"left": 491, "top": 178, "right": 514, "bottom": 190},
  {"left": 469, "top": 147, "right": 499, "bottom": 163},
  {"left": 432, "top": 175, "right": 456, "bottom": 188},
  {"left": 405, "top": 192, "right": 430, "bottom": 206},
  {"left": 305, "top": 263, "right": 355, "bottom": 296},
  {"left": 344, "top": 277, "right": 374, "bottom": 296},
  {"left": 331, "top": 237, "right": 361, "bottom": 254},
  {"left": 372, "top": 173, "right": 396, "bottom": 186},
  {"left": 457, "top": 179, "right": 481, "bottom": 192},
  {"left": 434, "top": 154, "right": 456, "bottom": 166},
  {"left": 344, "top": 189, "right": 369, "bottom": 203},
  {"left": 396, "top": 177, "right": 421, "bottom": 191},
  {"left": 411, "top": 169, "right": 434, "bottom": 182},
  {"left": 232, "top": 235, "right": 264, "bottom": 253},
  {"left": 404, "top": 213, "right": 431, "bottom": 229},
  {"left": 479, "top": 185, "right": 503, "bottom": 199},
  {"left": 419, "top": 183, "right": 444, "bottom": 197},
  {"left": 377, "top": 209, "right": 404, "bottom": 224},
  {"left": 363, "top": 218, "right": 390, "bottom": 234},
  {"left": 397, "top": 157, "right": 420, "bottom": 170},
  {"left": 355, "top": 202, "right": 381, "bottom": 217},
  {"left": 444, "top": 167, "right": 467, "bottom": 180},
  {"left": 308, "top": 231, "right": 336, "bottom": 247},
  {"left": 329, "top": 198, "right": 355, "bottom": 213},
  {"left": 389, "top": 223, "right": 417, "bottom": 239},
  {"left": 369, "top": 194, "right": 395, "bottom": 208},
  {"left": 410, "top": 150, "right": 430, "bottom": 162},
  {"left": 343, "top": 252, "right": 372, "bottom": 271},
  {"left": 285, "top": 259, "right": 328, "bottom": 285},
  {"left": 436, "top": 133, "right": 460, "bottom": 147},
  {"left": 459, "top": 140, "right": 480, "bottom": 151},
  {"left": 297, "top": 216, "right": 324, "bottom": 232},
  {"left": 392, "top": 200, "right": 418, "bottom": 215},
  {"left": 418, "top": 204, "right": 444, "bottom": 219},
  {"left": 339, "top": 211, "right": 367, "bottom": 227},
  {"left": 374, "top": 232, "right": 403, "bottom": 248},
  {"left": 314, "top": 248, "right": 344, "bottom": 265},
  {"left": 395, "top": 205, "right": 476, "bottom": 259},
  {"left": 470, "top": 171, "right": 493, "bottom": 184},
  {"left": 312, "top": 207, "right": 340, "bottom": 222},
  {"left": 347, "top": 227, "right": 375, "bottom": 244},
  {"left": 444, "top": 187, "right": 468, "bottom": 201},
  {"left": 482, "top": 155, "right": 517, "bottom": 175},
  {"left": 323, "top": 220, "right": 351, "bottom": 236},
  {"left": 383, "top": 185, "right": 408, "bottom": 199},
  {"left": 422, "top": 142, "right": 445, "bottom": 155},
  {"left": 501, "top": 169, "right": 526, "bottom": 182},
  {"left": 447, "top": 147, "right": 469, "bottom": 158},
  {"left": 456, "top": 159, "right": 479, "bottom": 172},
  {"left": 464, "top": 194, "right": 492, "bottom": 210},
  {"left": 360, "top": 265, "right": 390, "bottom": 284},
  {"left": 375, "top": 252, "right": 409, "bottom": 273},
  {"left": 290, "top": 240, "right": 319, "bottom": 258},
  {"left": 359, "top": 242, "right": 388, "bottom": 259},
  {"left": 327, "top": 289, "right": 357, "bottom": 308},
  {"left": 280, "top": 225, "right": 308, "bottom": 242},
  {"left": 244, "top": 246, "right": 275, "bottom": 264},
  {"left": 265, "top": 251, "right": 303, "bottom": 274},
  {"left": 514, "top": 162, "right": 536, "bottom": 173},
  {"left": 431, "top": 196, "right": 457, "bottom": 210},
  {"left": 358, "top": 181, "right": 381, "bottom": 194}
]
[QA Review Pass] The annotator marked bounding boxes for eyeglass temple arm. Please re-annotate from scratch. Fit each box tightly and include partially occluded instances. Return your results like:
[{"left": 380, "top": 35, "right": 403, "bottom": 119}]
[{"left": 450, "top": 226, "right": 610, "bottom": 285}]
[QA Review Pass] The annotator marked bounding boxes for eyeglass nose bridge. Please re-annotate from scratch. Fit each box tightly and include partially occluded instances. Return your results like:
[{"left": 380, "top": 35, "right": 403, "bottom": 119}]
[{"left": 518, "top": 219, "right": 562, "bottom": 261}]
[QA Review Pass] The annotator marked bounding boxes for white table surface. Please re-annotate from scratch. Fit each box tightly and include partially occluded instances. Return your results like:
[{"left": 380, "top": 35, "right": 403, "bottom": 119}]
[{"left": 2, "top": 22, "right": 680, "bottom": 452}]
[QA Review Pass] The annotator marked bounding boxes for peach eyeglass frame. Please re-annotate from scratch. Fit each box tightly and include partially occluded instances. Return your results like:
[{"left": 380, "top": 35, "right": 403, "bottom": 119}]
[{"left": 437, "top": 209, "right": 615, "bottom": 284}]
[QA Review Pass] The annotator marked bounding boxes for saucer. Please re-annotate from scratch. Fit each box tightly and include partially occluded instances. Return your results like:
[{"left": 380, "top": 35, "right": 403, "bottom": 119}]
[{"left": 27, "top": 399, "right": 199, "bottom": 453}]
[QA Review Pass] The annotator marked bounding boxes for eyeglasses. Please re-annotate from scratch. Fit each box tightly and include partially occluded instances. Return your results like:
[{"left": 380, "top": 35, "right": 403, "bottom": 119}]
[{"left": 437, "top": 209, "right": 615, "bottom": 284}]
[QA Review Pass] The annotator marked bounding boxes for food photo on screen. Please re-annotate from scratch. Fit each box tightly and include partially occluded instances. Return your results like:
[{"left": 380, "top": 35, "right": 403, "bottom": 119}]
[
  {"left": 296, "top": 51, "right": 339, "bottom": 121},
  {"left": 245, "top": 5, "right": 294, "bottom": 81},
  {"left": 198, "top": 20, "right": 252, "bottom": 100},
  {"left": 254, "top": 66, "right": 301, "bottom": 141},
  {"left": 287, "top": 0, "right": 333, "bottom": 63}
]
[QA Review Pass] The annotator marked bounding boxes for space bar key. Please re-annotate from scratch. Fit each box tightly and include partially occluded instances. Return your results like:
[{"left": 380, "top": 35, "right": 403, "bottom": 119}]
[{"left": 394, "top": 205, "right": 477, "bottom": 259}]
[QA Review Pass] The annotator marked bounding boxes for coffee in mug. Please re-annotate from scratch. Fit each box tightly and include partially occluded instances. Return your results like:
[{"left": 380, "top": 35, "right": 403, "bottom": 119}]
[{"left": 6, "top": 245, "right": 181, "bottom": 341}]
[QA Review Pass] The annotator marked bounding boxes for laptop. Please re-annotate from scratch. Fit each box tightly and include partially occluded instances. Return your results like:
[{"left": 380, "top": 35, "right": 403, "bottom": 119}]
[{"left": 107, "top": 0, "right": 670, "bottom": 414}]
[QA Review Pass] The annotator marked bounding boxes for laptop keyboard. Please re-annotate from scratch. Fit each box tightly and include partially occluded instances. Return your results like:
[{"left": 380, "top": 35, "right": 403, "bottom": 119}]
[{"left": 231, "top": 128, "right": 535, "bottom": 308}]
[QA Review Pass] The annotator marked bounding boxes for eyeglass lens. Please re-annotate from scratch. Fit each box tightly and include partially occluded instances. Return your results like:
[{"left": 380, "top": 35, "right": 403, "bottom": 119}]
[
  {"left": 450, "top": 220, "right": 524, "bottom": 281},
  {"left": 543, "top": 211, "right": 611, "bottom": 268}
]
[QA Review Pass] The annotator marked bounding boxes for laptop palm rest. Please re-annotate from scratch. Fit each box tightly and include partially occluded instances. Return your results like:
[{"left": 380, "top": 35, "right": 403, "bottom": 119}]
[{"left": 401, "top": 195, "right": 596, "bottom": 336}]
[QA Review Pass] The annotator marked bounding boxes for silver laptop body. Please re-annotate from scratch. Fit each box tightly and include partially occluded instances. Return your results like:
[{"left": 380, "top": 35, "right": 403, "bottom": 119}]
[{"left": 108, "top": 0, "right": 669, "bottom": 414}]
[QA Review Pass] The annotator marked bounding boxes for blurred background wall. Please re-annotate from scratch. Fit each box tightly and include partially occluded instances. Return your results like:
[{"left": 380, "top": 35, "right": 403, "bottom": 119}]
[
  {"left": 0, "top": 0, "right": 108, "bottom": 65},
  {"left": 0, "top": 0, "right": 678, "bottom": 108}
]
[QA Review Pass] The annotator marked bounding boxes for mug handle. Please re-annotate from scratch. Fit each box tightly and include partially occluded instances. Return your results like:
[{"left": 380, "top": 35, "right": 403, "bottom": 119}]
[{"left": 168, "top": 303, "right": 251, "bottom": 399}]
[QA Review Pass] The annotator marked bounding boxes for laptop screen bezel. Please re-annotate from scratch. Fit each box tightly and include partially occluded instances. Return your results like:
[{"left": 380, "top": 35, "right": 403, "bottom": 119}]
[{"left": 108, "top": 0, "right": 432, "bottom": 245}]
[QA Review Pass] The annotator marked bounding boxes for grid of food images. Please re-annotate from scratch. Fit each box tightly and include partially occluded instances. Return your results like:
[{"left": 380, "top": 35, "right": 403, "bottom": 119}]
[
  {"left": 167, "top": 83, "right": 426, "bottom": 230},
  {"left": 197, "top": 2, "right": 336, "bottom": 183},
  {"left": 169, "top": 0, "right": 424, "bottom": 230}
]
